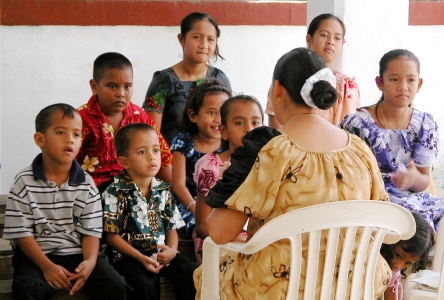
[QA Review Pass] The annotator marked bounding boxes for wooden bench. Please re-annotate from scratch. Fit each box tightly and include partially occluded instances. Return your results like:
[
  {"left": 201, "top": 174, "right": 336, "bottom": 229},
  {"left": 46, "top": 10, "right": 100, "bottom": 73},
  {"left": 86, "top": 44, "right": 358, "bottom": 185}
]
[{"left": 0, "top": 195, "right": 195, "bottom": 299}]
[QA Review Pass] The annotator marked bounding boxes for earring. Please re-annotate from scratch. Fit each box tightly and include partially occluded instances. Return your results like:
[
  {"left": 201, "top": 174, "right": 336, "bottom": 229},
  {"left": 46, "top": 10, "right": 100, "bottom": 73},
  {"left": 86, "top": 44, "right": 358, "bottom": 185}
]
[{"left": 274, "top": 96, "right": 281, "bottom": 104}]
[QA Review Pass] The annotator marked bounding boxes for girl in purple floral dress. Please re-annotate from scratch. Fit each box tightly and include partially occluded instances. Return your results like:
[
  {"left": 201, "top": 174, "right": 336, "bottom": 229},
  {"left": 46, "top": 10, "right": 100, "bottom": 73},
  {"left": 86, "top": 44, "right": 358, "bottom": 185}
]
[
  {"left": 193, "top": 95, "right": 264, "bottom": 251},
  {"left": 341, "top": 49, "right": 442, "bottom": 230}
]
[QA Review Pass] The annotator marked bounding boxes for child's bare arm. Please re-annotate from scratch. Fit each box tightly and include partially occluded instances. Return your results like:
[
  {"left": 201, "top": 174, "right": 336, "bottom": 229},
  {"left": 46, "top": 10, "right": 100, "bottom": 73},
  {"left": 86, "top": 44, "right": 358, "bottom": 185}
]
[
  {"left": 157, "top": 164, "right": 172, "bottom": 184},
  {"left": 105, "top": 232, "right": 161, "bottom": 273},
  {"left": 195, "top": 193, "right": 212, "bottom": 239},
  {"left": 207, "top": 208, "right": 248, "bottom": 244},
  {"left": 384, "top": 288, "right": 396, "bottom": 300},
  {"left": 157, "top": 230, "right": 178, "bottom": 265},
  {"left": 68, "top": 235, "right": 99, "bottom": 295},
  {"left": 172, "top": 152, "right": 196, "bottom": 215},
  {"left": 16, "top": 236, "right": 73, "bottom": 290}
]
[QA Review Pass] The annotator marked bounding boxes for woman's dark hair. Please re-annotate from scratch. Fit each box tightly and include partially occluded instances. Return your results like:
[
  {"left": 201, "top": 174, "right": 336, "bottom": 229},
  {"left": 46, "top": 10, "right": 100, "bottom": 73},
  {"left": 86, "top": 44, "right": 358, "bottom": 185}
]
[
  {"left": 380, "top": 213, "right": 434, "bottom": 276},
  {"left": 180, "top": 78, "right": 231, "bottom": 136},
  {"left": 180, "top": 12, "right": 224, "bottom": 62},
  {"left": 220, "top": 94, "right": 264, "bottom": 127},
  {"left": 307, "top": 13, "right": 346, "bottom": 37},
  {"left": 377, "top": 49, "right": 421, "bottom": 104},
  {"left": 273, "top": 47, "right": 338, "bottom": 110}
]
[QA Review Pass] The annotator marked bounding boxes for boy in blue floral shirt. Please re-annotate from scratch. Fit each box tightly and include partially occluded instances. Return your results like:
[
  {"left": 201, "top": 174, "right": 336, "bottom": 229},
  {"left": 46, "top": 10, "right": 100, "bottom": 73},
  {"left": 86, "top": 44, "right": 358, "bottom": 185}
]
[{"left": 102, "top": 123, "right": 198, "bottom": 299}]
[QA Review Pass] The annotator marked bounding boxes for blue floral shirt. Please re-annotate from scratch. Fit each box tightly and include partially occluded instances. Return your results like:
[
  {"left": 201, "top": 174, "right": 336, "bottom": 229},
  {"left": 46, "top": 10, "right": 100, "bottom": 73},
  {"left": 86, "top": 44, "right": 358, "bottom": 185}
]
[
  {"left": 170, "top": 132, "right": 205, "bottom": 199},
  {"left": 103, "top": 172, "right": 185, "bottom": 263}
]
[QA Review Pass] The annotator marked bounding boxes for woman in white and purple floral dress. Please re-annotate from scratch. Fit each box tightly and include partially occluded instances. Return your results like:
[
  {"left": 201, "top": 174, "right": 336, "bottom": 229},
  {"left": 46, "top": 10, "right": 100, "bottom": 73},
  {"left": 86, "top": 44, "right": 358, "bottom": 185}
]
[{"left": 341, "top": 49, "right": 443, "bottom": 231}]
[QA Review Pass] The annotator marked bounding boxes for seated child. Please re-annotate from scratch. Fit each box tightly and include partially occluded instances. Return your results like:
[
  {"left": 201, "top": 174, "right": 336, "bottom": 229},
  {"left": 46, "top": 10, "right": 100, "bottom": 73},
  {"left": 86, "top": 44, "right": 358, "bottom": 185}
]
[
  {"left": 380, "top": 212, "right": 434, "bottom": 300},
  {"left": 3, "top": 103, "right": 129, "bottom": 300},
  {"left": 340, "top": 49, "right": 443, "bottom": 231},
  {"left": 170, "top": 79, "right": 231, "bottom": 262},
  {"left": 193, "top": 95, "right": 264, "bottom": 252},
  {"left": 76, "top": 52, "right": 173, "bottom": 194},
  {"left": 102, "top": 123, "right": 198, "bottom": 300}
]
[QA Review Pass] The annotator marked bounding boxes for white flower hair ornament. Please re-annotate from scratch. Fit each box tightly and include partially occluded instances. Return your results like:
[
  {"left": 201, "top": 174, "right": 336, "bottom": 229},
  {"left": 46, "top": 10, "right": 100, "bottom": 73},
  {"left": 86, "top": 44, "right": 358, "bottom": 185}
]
[{"left": 300, "top": 68, "right": 337, "bottom": 108}]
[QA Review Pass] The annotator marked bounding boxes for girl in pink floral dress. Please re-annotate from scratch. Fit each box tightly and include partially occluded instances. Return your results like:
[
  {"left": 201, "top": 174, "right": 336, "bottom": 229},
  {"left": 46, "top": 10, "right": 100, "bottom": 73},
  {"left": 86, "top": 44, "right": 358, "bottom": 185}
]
[{"left": 193, "top": 95, "right": 264, "bottom": 249}]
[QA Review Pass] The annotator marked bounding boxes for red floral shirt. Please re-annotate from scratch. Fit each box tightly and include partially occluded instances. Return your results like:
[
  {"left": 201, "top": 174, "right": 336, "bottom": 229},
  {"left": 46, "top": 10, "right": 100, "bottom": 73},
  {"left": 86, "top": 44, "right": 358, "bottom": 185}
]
[{"left": 76, "top": 95, "right": 172, "bottom": 188}]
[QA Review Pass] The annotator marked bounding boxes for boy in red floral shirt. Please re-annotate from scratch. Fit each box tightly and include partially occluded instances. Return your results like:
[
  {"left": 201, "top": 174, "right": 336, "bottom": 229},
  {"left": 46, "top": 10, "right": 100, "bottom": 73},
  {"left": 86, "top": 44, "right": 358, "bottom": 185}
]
[{"left": 77, "top": 52, "right": 173, "bottom": 193}]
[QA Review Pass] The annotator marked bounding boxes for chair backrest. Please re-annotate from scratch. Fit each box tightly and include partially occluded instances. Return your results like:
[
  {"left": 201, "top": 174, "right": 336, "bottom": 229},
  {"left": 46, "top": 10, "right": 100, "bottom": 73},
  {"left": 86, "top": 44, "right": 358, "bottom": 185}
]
[{"left": 201, "top": 200, "right": 416, "bottom": 300}]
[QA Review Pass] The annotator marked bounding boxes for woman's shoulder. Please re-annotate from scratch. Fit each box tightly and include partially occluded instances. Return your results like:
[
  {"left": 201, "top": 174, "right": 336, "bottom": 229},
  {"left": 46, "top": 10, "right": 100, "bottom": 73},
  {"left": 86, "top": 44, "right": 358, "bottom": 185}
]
[
  {"left": 342, "top": 107, "right": 373, "bottom": 123},
  {"left": 412, "top": 108, "right": 436, "bottom": 122},
  {"left": 411, "top": 108, "right": 438, "bottom": 131},
  {"left": 207, "top": 66, "right": 231, "bottom": 87},
  {"left": 152, "top": 67, "right": 176, "bottom": 79}
]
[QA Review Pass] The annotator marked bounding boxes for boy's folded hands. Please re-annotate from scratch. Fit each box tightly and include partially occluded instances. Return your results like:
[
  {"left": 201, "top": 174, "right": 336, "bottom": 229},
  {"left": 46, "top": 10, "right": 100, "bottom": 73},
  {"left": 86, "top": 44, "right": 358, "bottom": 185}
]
[
  {"left": 139, "top": 253, "right": 162, "bottom": 274},
  {"left": 156, "top": 244, "right": 176, "bottom": 266},
  {"left": 42, "top": 262, "right": 73, "bottom": 291},
  {"left": 68, "top": 258, "right": 96, "bottom": 295}
]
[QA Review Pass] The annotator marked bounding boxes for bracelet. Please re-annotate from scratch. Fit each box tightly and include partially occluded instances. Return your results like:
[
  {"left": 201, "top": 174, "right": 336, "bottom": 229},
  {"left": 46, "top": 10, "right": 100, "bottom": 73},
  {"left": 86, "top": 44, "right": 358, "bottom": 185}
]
[{"left": 187, "top": 201, "right": 196, "bottom": 211}]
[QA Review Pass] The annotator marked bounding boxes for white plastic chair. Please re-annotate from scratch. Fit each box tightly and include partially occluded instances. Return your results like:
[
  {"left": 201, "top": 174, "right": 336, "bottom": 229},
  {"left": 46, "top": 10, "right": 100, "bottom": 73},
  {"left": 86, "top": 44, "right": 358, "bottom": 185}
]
[{"left": 201, "top": 200, "right": 416, "bottom": 300}]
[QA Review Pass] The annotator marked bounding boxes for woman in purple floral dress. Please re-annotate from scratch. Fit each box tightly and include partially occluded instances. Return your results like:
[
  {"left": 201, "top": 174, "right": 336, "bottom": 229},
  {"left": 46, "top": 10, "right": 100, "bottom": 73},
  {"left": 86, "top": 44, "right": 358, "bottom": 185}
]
[{"left": 341, "top": 49, "right": 443, "bottom": 230}]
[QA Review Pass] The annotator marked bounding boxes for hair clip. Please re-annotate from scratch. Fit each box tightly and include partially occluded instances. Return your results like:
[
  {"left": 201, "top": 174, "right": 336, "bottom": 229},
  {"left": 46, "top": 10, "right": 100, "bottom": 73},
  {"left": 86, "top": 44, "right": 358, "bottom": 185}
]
[{"left": 342, "top": 38, "right": 346, "bottom": 45}]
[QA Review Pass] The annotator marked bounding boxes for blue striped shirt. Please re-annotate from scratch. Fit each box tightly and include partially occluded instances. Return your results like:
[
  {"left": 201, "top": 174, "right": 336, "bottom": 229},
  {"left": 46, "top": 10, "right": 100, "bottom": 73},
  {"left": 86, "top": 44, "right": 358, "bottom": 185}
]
[{"left": 3, "top": 154, "right": 103, "bottom": 255}]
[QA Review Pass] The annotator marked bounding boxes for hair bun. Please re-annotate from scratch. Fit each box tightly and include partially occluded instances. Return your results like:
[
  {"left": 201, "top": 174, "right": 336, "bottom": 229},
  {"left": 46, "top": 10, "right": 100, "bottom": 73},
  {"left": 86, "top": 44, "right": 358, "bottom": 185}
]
[{"left": 310, "top": 80, "right": 338, "bottom": 109}]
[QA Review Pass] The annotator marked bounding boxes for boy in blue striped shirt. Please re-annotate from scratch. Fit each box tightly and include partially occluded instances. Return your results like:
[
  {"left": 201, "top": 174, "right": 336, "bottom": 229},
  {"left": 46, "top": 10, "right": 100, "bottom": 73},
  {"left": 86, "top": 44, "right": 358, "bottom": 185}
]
[{"left": 3, "top": 103, "right": 129, "bottom": 299}]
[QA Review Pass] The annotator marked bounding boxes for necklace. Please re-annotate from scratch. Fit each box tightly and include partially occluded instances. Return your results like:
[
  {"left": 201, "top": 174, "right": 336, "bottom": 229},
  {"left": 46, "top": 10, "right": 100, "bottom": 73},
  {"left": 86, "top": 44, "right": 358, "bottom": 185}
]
[
  {"left": 284, "top": 113, "right": 318, "bottom": 127},
  {"left": 379, "top": 102, "right": 408, "bottom": 130}
]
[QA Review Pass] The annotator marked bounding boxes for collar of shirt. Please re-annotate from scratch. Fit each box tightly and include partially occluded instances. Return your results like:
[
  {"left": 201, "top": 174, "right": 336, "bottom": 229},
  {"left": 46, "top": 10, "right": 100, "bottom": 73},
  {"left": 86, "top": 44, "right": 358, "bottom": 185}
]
[
  {"left": 32, "top": 153, "right": 86, "bottom": 184},
  {"left": 113, "top": 171, "right": 170, "bottom": 194}
]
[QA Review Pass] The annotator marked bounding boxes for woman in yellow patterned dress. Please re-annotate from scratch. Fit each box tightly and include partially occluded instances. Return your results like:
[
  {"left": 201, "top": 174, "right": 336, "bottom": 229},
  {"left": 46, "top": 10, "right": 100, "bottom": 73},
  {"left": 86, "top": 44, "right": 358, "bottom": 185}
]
[{"left": 193, "top": 47, "right": 391, "bottom": 299}]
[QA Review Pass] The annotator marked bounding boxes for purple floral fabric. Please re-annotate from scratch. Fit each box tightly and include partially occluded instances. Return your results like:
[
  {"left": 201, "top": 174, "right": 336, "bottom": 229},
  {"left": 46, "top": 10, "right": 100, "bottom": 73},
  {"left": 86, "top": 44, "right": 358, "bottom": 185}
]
[{"left": 341, "top": 107, "right": 443, "bottom": 229}]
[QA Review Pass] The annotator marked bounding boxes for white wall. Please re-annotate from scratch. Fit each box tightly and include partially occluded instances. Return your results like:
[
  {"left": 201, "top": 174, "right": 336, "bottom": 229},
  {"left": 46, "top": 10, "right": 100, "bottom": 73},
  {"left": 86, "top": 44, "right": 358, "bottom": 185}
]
[{"left": 1, "top": 24, "right": 444, "bottom": 193}]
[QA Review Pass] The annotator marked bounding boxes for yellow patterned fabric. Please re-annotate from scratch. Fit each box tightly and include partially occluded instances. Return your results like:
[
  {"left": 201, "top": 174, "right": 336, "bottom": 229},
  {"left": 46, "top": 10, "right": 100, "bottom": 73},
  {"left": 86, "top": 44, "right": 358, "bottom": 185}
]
[{"left": 194, "top": 130, "right": 391, "bottom": 299}]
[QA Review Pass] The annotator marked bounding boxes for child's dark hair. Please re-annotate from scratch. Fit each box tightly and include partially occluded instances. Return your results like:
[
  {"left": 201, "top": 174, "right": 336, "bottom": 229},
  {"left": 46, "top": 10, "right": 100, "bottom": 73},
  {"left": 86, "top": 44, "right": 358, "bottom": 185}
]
[
  {"left": 180, "top": 12, "right": 224, "bottom": 62},
  {"left": 219, "top": 94, "right": 264, "bottom": 150},
  {"left": 114, "top": 123, "right": 157, "bottom": 157},
  {"left": 307, "top": 13, "right": 346, "bottom": 37},
  {"left": 273, "top": 47, "right": 338, "bottom": 110},
  {"left": 377, "top": 49, "right": 421, "bottom": 104},
  {"left": 220, "top": 94, "right": 264, "bottom": 127},
  {"left": 93, "top": 52, "right": 133, "bottom": 82},
  {"left": 181, "top": 78, "right": 231, "bottom": 136},
  {"left": 35, "top": 103, "right": 78, "bottom": 133},
  {"left": 379, "top": 49, "right": 420, "bottom": 79},
  {"left": 380, "top": 213, "right": 434, "bottom": 276}
]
